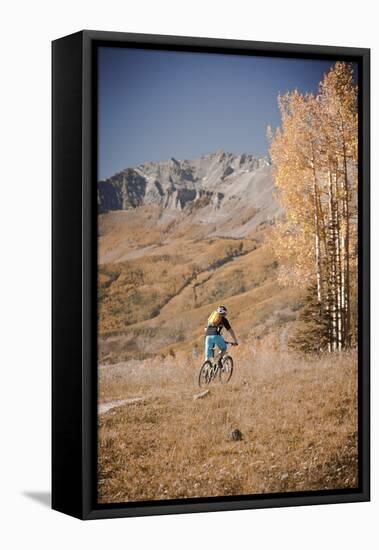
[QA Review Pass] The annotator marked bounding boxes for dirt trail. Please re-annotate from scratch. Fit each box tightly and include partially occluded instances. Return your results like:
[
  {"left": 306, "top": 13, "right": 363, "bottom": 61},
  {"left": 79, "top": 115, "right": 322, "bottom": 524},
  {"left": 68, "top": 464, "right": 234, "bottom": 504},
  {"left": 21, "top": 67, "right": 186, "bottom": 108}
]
[
  {"left": 99, "top": 389, "right": 213, "bottom": 414},
  {"left": 99, "top": 397, "right": 144, "bottom": 414}
]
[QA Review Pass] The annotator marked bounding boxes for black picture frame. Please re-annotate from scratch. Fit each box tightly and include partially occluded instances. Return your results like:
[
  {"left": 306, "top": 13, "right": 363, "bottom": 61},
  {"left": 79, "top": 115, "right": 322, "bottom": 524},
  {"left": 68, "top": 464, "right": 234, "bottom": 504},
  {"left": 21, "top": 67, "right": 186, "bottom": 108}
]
[{"left": 52, "top": 30, "right": 370, "bottom": 520}]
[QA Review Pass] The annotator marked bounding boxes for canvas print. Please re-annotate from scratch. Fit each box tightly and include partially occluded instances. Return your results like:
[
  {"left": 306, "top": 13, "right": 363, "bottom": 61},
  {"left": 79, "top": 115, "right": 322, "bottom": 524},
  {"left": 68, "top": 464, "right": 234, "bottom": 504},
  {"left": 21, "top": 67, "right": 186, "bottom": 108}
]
[{"left": 97, "top": 47, "right": 359, "bottom": 504}]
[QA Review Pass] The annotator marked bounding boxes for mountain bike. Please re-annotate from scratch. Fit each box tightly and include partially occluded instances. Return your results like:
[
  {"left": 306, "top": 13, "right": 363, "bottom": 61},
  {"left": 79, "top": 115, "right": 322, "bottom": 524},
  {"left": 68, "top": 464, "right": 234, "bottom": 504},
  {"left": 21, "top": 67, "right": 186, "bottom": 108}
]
[{"left": 198, "top": 342, "right": 238, "bottom": 387}]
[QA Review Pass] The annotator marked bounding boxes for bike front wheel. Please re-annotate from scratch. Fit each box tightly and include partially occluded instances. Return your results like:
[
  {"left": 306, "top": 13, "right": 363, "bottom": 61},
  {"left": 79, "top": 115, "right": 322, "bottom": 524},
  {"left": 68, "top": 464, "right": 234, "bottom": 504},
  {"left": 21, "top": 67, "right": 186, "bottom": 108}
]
[
  {"left": 219, "top": 355, "right": 233, "bottom": 384},
  {"left": 198, "top": 360, "right": 213, "bottom": 387}
]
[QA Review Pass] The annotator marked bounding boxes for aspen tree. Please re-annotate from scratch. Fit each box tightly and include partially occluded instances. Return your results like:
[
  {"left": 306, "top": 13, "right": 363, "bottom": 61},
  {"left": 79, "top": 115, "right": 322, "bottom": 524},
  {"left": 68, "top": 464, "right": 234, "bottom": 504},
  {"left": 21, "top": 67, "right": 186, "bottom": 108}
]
[{"left": 269, "top": 62, "right": 358, "bottom": 352}]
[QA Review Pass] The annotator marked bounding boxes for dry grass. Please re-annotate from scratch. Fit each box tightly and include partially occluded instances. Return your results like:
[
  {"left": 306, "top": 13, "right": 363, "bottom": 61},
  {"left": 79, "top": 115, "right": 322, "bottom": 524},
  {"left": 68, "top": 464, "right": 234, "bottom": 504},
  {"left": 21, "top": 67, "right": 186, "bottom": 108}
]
[{"left": 98, "top": 347, "right": 358, "bottom": 504}]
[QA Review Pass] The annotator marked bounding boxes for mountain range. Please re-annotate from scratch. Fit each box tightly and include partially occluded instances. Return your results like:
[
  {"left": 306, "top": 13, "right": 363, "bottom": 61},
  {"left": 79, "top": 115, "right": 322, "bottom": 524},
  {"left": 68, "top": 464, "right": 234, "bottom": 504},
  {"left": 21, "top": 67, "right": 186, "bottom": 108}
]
[{"left": 98, "top": 150, "right": 281, "bottom": 239}]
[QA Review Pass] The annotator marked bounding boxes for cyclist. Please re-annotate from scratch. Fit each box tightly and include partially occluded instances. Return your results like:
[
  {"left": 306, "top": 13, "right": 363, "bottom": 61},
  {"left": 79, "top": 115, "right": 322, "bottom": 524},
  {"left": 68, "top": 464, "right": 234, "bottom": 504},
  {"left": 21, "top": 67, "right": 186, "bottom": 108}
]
[{"left": 204, "top": 305, "right": 238, "bottom": 365}]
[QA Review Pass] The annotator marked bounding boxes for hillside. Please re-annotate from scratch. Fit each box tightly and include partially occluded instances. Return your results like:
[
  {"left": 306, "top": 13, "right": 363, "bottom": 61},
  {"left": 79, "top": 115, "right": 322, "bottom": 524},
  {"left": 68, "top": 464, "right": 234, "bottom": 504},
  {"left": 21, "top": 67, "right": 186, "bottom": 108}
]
[{"left": 98, "top": 150, "right": 302, "bottom": 365}]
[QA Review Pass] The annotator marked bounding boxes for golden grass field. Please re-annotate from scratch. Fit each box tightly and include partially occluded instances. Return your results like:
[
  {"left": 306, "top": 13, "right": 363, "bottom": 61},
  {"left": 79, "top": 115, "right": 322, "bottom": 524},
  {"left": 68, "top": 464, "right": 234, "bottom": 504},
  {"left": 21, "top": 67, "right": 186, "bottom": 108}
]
[{"left": 98, "top": 345, "right": 358, "bottom": 503}]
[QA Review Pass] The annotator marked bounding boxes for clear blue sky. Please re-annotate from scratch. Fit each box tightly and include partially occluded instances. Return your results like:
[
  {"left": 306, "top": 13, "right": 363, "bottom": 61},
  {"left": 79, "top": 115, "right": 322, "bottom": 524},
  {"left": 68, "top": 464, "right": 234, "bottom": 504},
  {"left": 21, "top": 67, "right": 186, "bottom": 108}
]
[{"left": 98, "top": 47, "right": 345, "bottom": 180}]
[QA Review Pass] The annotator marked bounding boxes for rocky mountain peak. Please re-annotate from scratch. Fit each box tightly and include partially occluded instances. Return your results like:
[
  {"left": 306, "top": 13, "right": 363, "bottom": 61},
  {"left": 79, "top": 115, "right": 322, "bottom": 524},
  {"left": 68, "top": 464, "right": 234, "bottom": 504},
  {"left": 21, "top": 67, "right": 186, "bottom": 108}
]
[{"left": 98, "top": 151, "right": 278, "bottom": 230}]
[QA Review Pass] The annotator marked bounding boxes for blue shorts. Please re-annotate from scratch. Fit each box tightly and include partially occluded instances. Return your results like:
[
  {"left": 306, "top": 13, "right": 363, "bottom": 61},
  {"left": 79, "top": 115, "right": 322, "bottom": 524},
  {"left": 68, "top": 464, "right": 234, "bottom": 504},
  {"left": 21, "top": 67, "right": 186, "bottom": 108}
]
[{"left": 205, "top": 334, "right": 227, "bottom": 360}]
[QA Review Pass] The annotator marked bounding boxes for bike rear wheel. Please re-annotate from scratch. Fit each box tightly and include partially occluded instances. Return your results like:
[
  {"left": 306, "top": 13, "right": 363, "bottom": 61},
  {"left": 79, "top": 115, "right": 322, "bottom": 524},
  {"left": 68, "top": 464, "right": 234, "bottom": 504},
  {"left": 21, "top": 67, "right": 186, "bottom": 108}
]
[
  {"left": 198, "top": 360, "right": 213, "bottom": 387},
  {"left": 219, "top": 355, "right": 233, "bottom": 384}
]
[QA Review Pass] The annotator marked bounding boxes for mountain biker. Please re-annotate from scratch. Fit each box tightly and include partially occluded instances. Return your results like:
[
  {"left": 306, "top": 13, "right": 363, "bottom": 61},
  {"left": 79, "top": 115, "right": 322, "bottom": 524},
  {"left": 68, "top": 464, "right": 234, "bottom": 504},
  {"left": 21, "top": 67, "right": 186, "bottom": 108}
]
[{"left": 204, "top": 305, "right": 238, "bottom": 365}]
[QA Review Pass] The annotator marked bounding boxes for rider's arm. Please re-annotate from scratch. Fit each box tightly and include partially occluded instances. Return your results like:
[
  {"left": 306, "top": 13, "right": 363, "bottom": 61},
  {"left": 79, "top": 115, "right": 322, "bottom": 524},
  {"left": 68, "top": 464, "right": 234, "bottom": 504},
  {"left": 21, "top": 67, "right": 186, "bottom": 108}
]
[
  {"left": 228, "top": 328, "right": 238, "bottom": 345},
  {"left": 222, "top": 317, "right": 238, "bottom": 344}
]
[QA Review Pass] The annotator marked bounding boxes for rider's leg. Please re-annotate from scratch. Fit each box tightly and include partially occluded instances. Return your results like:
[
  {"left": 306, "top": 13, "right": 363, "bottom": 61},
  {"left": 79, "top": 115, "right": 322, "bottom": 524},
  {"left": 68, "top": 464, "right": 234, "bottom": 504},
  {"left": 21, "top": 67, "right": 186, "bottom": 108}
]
[
  {"left": 214, "top": 335, "right": 227, "bottom": 364},
  {"left": 205, "top": 336, "right": 216, "bottom": 361}
]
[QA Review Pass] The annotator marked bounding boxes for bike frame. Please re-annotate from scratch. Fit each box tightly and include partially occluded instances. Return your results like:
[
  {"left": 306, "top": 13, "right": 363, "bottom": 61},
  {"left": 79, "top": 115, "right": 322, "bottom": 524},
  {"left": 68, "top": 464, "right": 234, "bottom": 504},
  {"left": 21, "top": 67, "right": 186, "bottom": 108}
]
[{"left": 211, "top": 341, "right": 237, "bottom": 364}]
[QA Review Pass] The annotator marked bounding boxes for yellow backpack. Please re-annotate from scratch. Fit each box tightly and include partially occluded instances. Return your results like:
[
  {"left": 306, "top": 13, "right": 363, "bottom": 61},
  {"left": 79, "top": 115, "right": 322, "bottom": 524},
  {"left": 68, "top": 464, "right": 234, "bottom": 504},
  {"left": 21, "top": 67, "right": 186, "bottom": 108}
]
[{"left": 207, "top": 310, "right": 223, "bottom": 327}]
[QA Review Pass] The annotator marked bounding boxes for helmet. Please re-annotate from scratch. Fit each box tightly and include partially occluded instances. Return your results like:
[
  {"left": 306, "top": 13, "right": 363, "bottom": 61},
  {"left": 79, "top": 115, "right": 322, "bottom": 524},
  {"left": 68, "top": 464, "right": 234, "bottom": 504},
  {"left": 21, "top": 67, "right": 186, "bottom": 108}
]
[{"left": 216, "top": 305, "right": 228, "bottom": 315}]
